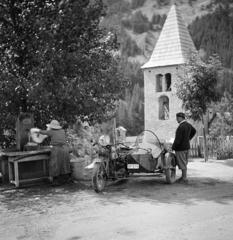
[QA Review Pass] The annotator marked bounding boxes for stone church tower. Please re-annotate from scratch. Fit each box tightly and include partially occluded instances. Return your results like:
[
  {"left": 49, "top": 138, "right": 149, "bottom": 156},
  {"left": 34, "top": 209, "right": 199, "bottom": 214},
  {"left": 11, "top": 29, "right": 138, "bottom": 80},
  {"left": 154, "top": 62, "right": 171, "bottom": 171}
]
[{"left": 141, "top": 3, "right": 197, "bottom": 141}]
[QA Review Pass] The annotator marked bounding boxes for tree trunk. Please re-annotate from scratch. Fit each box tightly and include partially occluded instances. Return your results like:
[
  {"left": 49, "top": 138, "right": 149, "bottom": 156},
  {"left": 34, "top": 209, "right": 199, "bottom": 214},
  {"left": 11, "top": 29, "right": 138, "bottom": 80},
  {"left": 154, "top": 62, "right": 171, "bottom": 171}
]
[{"left": 201, "top": 115, "right": 208, "bottom": 162}]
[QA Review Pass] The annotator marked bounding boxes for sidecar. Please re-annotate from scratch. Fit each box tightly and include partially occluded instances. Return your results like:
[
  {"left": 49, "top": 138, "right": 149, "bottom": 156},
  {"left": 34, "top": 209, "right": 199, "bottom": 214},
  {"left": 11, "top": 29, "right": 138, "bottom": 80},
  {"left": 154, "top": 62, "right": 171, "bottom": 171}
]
[
  {"left": 126, "top": 130, "right": 176, "bottom": 183},
  {"left": 87, "top": 130, "right": 177, "bottom": 193}
]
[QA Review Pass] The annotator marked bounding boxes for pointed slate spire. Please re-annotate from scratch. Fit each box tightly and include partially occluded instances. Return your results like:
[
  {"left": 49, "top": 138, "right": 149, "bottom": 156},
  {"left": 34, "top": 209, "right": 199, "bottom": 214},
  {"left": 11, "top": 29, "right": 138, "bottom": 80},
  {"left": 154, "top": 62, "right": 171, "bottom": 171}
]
[{"left": 142, "top": 4, "right": 197, "bottom": 69}]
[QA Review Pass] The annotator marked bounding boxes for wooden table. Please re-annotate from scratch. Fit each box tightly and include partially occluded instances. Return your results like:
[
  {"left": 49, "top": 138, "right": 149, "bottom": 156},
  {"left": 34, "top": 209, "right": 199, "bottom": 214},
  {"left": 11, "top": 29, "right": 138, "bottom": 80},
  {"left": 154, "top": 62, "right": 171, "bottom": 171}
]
[{"left": 2, "top": 149, "right": 51, "bottom": 187}]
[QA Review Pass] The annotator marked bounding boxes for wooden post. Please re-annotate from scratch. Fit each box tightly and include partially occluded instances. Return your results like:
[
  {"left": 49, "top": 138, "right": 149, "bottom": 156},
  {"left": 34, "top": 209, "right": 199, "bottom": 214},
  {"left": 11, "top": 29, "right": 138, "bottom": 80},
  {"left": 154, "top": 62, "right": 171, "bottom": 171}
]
[
  {"left": 8, "top": 160, "right": 13, "bottom": 183},
  {"left": 16, "top": 113, "right": 34, "bottom": 150},
  {"left": 113, "top": 117, "right": 116, "bottom": 145},
  {"left": 201, "top": 115, "right": 208, "bottom": 162},
  {"left": 14, "top": 161, "right": 19, "bottom": 187}
]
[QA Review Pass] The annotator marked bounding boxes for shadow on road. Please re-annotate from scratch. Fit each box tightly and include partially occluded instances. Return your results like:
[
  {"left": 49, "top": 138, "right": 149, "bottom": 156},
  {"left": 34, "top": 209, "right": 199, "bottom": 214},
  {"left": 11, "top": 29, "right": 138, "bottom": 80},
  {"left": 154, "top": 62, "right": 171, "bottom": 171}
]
[
  {"left": 96, "top": 175, "right": 233, "bottom": 206},
  {"left": 1, "top": 159, "right": 233, "bottom": 211},
  {"left": 1, "top": 173, "right": 233, "bottom": 214}
]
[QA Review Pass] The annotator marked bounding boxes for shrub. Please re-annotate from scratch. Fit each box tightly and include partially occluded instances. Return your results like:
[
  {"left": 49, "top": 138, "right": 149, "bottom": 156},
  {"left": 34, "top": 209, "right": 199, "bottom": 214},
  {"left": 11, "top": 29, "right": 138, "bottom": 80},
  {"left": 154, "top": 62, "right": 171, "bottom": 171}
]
[
  {"left": 200, "top": 136, "right": 233, "bottom": 159},
  {"left": 121, "top": 18, "right": 132, "bottom": 29},
  {"left": 131, "top": 11, "right": 150, "bottom": 34},
  {"left": 216, "top": 137, "right": 233, "bottom": 159},
  {"left": 151, "top": 13, "right": 166, "bottom": 26},
  {"left": 131, "top": 0, "right": 147, "bottom": 9},
  {"left": 106, "top": 0, "right": 131, "bottom": 15},
  {"left": 121, "top": 35, "right": 142, "bottom": 57},
  {"left": 157, "top": 0, "right": 170, "bottom": 7}
]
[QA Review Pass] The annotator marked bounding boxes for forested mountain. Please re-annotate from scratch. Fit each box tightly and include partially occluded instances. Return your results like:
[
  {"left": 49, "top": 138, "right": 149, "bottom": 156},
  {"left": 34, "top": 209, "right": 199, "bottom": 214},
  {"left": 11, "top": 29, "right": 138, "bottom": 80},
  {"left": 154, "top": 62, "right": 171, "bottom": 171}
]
[
  {"left": 102, "top": 0, "right": 212, "bottom": 62},
  {"left": 189, "top": 0, "right": 233, "bottom": 92},
  {"left": 102, "top": 0, "right": 233, "bottom": 135},
  {"left": 189, "top": 1, "right": 233, "bottom": 69}
]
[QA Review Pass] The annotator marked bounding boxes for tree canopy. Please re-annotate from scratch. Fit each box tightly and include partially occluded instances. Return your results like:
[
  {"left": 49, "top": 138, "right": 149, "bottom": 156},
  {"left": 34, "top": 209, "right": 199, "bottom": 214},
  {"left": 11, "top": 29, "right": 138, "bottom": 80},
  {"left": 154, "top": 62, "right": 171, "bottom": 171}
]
[
  {"left": 0, "top": 0, "right": 126, "bottom": 147},
  {"left": 175, "top": 53, "right": 222, "bottom": 121},
  {"left": 175, "top": 53, "right": 223, "bottom": 161}
]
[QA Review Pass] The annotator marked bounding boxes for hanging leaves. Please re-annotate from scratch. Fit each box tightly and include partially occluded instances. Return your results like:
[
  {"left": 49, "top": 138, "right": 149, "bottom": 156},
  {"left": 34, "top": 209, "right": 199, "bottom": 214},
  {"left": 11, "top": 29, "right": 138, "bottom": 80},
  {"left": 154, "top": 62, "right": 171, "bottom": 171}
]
[
  {"left": 0, "top": 0, "right": 126, "bottom": 147},
  {"left": 175, "top": 53, "right": 222, "bottom": 121}
]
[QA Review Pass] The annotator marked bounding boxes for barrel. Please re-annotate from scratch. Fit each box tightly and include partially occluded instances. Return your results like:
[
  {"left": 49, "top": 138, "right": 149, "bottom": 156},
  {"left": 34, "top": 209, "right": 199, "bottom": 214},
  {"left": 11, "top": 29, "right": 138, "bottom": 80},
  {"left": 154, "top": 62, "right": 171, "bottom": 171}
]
[{"left": 70, "top": 154, "right": 93, "bottom": 181}]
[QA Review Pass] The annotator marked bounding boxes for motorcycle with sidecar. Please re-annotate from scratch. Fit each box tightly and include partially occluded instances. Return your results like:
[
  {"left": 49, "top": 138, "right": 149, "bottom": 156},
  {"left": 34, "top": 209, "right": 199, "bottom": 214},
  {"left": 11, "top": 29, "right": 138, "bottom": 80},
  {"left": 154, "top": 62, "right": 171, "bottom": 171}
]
[{"left": 86, "top": 130, "right": 177, "bottom": 193}]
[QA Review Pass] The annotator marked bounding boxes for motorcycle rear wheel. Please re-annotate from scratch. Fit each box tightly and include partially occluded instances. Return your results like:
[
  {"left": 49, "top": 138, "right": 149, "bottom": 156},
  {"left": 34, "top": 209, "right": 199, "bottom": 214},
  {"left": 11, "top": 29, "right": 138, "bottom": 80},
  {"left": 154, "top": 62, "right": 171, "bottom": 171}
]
[
  {"left": 165, "top": 167, "right": 176, "bottom": 184},
  {"left": 92, "top": 164, "right": 107, "bottom": 193}
]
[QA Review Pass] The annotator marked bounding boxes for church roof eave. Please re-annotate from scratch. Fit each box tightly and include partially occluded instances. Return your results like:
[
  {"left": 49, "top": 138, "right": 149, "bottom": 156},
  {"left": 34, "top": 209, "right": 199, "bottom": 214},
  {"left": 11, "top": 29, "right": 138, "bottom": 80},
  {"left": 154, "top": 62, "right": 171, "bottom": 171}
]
[{"left": 141, "top": 59, "right": 185, "bottom": 69}]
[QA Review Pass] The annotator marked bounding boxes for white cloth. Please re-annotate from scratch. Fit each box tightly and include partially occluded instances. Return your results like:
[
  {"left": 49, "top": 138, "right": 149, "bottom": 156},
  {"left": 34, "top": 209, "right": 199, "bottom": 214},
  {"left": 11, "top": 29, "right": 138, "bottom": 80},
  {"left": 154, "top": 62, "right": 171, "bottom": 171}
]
[{"left": 30, "top": 128, "right": 48, "bottom": 143}]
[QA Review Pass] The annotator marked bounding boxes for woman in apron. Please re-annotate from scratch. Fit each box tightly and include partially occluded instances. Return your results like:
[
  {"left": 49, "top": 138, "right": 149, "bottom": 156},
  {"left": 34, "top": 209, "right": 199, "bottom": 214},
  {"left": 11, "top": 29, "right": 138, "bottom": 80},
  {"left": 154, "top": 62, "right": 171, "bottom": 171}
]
[{"left": 39, "top": 120, "right": 71, "bottom": 185}]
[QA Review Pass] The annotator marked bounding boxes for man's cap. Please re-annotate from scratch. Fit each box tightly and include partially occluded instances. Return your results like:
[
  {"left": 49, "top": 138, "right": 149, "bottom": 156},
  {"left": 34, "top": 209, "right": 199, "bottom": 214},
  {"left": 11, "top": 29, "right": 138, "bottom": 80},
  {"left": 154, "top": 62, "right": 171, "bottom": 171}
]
[{"left": 176, "top": 112, "right": 185, "bottom": 119}]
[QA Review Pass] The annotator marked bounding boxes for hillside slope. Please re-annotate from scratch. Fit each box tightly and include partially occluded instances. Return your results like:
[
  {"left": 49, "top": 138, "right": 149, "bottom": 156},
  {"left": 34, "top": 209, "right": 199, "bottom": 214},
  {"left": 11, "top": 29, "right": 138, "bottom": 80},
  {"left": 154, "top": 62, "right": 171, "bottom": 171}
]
[
  {"left": 104, "top": 0, "right": 233, "bottom": 135},
  {"left": 103, "top": 0, "right": 212, "bottom": 64}
]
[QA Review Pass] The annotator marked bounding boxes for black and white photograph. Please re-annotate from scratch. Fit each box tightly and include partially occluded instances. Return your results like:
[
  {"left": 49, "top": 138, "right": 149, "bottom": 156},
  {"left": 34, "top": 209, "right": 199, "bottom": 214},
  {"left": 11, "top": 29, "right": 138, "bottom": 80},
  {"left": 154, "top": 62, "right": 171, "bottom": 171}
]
[{"left": 0, "top": 0, "right": 233, "bottom": 239}]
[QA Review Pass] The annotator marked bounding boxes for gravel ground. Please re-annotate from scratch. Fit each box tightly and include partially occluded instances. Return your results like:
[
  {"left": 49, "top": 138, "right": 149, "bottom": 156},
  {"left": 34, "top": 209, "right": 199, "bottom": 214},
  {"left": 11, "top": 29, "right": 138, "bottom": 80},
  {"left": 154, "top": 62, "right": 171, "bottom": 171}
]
[{"left": 1, "top": 158, "right": 233, "bottom": 240}]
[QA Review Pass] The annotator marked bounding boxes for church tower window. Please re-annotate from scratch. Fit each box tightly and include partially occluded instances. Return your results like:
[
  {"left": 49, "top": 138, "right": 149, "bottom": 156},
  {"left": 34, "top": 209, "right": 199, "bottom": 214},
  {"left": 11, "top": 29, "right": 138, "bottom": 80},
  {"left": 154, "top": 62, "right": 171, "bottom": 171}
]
[
  {"left": 159, "top": 96, "right": 169, "bottom": 120},
  {"left": 156, "top": 74, "right": 163, "bottom": 92},
  {"left": 165, "top": 73, "right": 171, "bottom": 91}
]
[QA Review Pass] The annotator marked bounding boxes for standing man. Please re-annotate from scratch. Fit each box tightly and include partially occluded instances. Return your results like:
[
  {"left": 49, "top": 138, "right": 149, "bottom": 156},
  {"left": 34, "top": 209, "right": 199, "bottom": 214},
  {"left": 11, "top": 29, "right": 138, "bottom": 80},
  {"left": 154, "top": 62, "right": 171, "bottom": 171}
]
[{"left": 172, "top": 112, "right": 196, "bottom": 183}]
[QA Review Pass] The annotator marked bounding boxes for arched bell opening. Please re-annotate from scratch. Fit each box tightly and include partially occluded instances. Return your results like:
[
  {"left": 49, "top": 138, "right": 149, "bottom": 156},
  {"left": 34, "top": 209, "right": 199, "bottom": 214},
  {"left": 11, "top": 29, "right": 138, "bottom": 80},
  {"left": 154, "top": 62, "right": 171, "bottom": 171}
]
[
  {"left": 156, "top": 74, "right": 163, "bottom": 92},
  {"left": 159, "top": 95, "right": 169, "bottom": 120},
  {"left": 165, "top": 73, "right": 171, "bottom": 91}
]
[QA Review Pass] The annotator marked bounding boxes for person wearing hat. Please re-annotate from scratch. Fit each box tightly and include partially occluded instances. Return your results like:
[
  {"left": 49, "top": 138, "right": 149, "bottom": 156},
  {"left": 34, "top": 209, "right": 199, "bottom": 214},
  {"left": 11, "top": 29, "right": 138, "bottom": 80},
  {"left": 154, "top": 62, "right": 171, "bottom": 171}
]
[
  {"left": 172, "top": 112, "right": 196, "bottom": 183},
  {"left": 39, "top": 120, "right": 71, "bottom": 185}
]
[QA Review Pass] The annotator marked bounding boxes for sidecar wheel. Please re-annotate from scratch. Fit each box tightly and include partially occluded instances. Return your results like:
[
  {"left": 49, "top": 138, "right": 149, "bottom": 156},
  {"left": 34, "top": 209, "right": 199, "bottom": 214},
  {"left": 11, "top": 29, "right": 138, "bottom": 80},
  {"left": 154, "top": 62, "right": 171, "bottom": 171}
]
[
  {"left": 92, "top": 164, "right": 107, "bottom": 193},
  {"left": 165, "top": 167, "right": 176, "bottom": 184}
]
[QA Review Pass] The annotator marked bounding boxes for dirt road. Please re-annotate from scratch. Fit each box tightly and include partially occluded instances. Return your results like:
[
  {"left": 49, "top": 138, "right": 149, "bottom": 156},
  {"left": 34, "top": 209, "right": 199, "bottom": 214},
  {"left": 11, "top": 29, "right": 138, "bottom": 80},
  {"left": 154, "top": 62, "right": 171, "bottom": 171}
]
[{"left": 1, "top": 159, "right": 233, "bottom": 240}]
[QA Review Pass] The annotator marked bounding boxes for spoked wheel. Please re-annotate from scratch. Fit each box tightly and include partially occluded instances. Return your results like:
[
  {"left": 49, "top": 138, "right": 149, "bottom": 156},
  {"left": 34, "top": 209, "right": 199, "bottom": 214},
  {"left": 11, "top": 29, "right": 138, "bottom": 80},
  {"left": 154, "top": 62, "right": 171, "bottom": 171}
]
[
  {"left": 92, "top": 163, "right": 107, "bottom": 193},
  {"left": 165, "top": 167, "right": 176, "bottom": 184}
]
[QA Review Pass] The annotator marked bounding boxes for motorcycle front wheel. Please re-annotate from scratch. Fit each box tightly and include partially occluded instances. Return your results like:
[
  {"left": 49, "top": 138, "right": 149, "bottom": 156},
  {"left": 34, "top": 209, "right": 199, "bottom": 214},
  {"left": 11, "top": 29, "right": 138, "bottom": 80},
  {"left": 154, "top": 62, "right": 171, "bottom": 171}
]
[{"left": 92, "top": 163, "right": 107, "bottom": 193}]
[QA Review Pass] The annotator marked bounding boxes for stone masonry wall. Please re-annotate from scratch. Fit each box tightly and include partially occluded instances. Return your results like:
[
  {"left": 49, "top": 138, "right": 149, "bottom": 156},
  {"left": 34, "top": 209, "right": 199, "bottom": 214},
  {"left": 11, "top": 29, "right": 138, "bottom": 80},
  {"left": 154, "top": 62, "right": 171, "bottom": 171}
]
[{"left": 144, "top": 65, "right": 183, "bottom": 141}]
